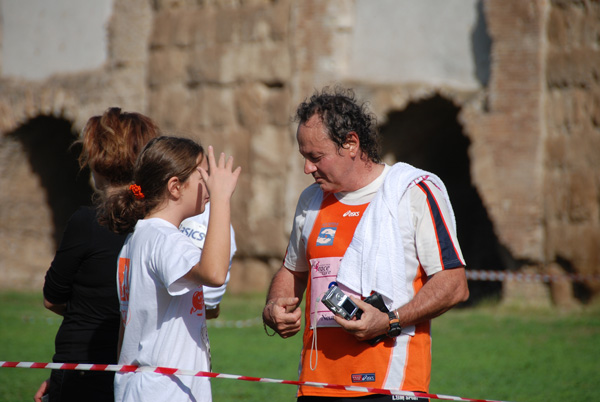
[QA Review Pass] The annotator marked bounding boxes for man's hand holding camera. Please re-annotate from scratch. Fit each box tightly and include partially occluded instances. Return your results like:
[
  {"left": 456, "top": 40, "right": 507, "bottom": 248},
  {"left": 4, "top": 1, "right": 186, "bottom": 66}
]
[{"left": 333, "top": 297, "right": 391, "bottom": 342}]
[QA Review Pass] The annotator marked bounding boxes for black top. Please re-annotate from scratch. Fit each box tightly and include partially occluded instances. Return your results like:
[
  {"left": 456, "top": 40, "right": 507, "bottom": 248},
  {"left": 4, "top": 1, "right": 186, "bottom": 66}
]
[{"left": 44, "top": 206, "right": 127, "bottom": 364}]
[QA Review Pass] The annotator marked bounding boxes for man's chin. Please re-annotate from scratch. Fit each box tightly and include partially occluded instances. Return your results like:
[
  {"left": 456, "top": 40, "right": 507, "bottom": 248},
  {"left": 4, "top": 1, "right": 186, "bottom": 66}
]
[{"left": 316, "top": 182, "right": 338, "bottom": 193}]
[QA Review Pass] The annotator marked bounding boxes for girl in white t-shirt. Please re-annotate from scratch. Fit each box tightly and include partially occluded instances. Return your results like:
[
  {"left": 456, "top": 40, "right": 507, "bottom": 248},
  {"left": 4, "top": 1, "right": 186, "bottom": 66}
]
[{"left": 100, "top": 136, "right": 240, "bottom": 402}]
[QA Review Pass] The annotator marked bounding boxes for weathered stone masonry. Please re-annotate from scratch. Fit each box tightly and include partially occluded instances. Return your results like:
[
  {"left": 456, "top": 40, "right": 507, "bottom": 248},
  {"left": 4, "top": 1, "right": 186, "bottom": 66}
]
[{"left": 0, "top": 0, "right": 598, "bottom": 306}]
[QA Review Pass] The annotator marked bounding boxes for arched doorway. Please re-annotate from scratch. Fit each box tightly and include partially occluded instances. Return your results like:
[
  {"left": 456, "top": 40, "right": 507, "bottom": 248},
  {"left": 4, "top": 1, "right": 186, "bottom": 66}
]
[
  {"left": 379, "top": 95, "right": 507, "bottom": 305},
  {"left": 0, "top": 115, "right": 94, "bottom": 290}
]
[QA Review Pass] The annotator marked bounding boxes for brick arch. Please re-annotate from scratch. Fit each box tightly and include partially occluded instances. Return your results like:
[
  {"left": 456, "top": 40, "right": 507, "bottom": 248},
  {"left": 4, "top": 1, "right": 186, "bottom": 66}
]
[{"left": 379, "top": 94, "right": 510, "bottom": 305}]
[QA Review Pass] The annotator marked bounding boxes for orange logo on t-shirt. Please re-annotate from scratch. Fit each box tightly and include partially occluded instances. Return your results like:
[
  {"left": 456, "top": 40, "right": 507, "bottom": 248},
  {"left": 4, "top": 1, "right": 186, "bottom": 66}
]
[
  {"left": 117, "top": 258, "right": 131, "bottom": 325},
  {"left": 190, "top": 290, "right": 205, "bottom": 316},
  {"left": 118, "top": 258, "right": 130, "bottom": 302}
]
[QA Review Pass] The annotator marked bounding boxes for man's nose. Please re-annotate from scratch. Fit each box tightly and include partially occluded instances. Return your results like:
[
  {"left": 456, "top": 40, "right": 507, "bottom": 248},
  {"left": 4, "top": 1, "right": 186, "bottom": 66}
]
[{"left": 304, "top": 159, "right": 317, "bottom": 174}]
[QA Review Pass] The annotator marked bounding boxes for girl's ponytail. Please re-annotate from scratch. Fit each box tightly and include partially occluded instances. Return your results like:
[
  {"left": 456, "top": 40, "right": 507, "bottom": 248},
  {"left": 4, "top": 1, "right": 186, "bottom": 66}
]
[
  {"left": 98, "top": 136, "right": 204, "bottom": 234},
  {"left": 98, "top": 184, "right": 147, "bottom": 234}
]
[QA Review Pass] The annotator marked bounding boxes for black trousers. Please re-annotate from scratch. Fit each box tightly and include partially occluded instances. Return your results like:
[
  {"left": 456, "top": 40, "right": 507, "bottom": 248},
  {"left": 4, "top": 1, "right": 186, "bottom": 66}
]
[{"left": 48, "top": 369, "right": 115, "bottom": 402}]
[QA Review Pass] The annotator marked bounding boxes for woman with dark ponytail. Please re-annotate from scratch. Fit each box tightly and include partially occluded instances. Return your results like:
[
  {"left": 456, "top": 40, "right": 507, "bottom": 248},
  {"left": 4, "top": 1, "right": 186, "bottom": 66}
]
[{"left": 104, "top": 136, "right": 240, "bottom": 402}]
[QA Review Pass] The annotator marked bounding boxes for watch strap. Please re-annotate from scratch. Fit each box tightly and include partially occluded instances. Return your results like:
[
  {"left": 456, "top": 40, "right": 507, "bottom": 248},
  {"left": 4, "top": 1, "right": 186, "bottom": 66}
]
[{"left": 387, "top": 311, "right": 402, "bottom": 337}]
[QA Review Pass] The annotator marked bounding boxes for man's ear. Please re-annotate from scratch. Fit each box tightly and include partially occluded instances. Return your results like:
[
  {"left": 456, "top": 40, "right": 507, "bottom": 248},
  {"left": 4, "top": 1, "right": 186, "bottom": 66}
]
[
  {"left": 167, "top": 177, "right": 181, "bottom": 199},
  {"left": 344, "top": 132, "right": 360, "bottom": 157}
]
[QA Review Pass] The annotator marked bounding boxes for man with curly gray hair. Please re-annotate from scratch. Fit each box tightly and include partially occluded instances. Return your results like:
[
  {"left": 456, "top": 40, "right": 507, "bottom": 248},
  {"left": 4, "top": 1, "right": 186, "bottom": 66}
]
[{"left": 263, "top": 86, "right": 469, "bottom": 402}]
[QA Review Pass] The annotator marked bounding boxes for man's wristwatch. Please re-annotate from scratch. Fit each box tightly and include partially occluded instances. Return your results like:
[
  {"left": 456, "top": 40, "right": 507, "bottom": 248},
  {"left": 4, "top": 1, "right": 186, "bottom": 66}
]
[{"left": 387, "top": 311, "right": 402, "bottom": 337}]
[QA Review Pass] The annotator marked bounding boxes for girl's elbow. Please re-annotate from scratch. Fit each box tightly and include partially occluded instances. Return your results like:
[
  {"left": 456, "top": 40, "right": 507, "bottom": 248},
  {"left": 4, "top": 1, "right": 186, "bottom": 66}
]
[
  {"left": 202, "top": 270, "right": 227, "bottom": 288},
  {"left": 209, "top": 271, "right": 227, "bottom": 287}
]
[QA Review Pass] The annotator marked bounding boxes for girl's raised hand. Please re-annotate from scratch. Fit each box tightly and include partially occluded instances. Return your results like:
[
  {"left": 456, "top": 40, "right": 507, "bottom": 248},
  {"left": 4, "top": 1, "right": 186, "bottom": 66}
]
[{"left": 199, "top": 145, "right": 241, "bottom": 203}]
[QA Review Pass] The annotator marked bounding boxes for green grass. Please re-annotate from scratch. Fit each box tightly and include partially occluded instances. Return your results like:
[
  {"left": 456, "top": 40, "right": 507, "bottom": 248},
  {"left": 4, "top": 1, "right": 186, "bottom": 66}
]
[
  {"left": 431, "top": 303, "right": 600, "bottom": 401},
  {"left": 1, "top": 291, "right": 599, "bottom": 402},
  {"left": 208, "top": 293, "right": 302, "bottom": 401},
  {"left": 0, "top": 292, "right": 61, "bottom": 401}
]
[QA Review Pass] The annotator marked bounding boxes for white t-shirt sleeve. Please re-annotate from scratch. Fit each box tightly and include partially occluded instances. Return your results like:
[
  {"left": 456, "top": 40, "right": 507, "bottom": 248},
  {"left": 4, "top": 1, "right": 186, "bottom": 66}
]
[
  {"left": 202, "top": 225, "right": 236, "bottom": 307},
  {"left": 284, "top": 184, "right": 322, "bottom": 272},
  {"left": 180, "top": 205, "right": 237, "bottom": 307},
  {"left": 152, "top": 231, "right": 202, "bottom": 295},
  {"left": 410, "top": 180, "right": 465, "bottom": 277}
]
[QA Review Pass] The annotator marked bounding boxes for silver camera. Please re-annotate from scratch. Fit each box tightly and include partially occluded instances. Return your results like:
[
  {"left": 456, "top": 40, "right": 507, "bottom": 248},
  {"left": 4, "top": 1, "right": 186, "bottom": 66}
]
[{"left": 321, "top": 284, "right": 361, "bottom": 320}]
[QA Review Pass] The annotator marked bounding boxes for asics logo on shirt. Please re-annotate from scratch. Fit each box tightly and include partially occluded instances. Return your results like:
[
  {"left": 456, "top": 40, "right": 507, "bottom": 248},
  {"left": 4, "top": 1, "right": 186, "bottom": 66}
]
[
  {"left": 343, "top": 210, "right": 360, "bottom": 217},
  {"left": 351, "top": 373, "right": 375, "bottom": 383},
  {"left": 181, "top": 227, "right": 206, "bottom": 242}
]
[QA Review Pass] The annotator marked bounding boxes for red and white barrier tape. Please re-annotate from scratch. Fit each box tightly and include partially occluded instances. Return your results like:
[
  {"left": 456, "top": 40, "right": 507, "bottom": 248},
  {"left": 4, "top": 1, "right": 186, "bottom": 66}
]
[
  {"left": 465, "top": 270, "right": 600, "bottom": 283},
  {"left": 207, "top": 317, "right": 262, "bottom": 328},
  {"left": 1, "top": 361, "right": 510, "bottom": 402},
  {"left": 18, "top": 315, "right": 263, "bottom": 329}
]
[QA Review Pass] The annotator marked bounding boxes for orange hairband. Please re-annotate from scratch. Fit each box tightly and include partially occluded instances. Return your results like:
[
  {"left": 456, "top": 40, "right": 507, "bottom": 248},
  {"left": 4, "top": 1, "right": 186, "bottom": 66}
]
[{"left": 129, "top": 184, "right": 145, "bottom": 199}]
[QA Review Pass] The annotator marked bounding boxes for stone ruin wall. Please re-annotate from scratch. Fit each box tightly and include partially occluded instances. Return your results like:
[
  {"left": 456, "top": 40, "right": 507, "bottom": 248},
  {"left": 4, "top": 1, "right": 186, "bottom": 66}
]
[
  {"left": 0, "top": 0, "right": 154, "bottom": 290},
  {"left": 543, "top": 0, "right": 600, "bottom": 299},
  {"left": 145, "top": 0, "right": 330, "bottom": 293},
  {"left": 461, "top": 0, "right": 600, "bottom": 305},
  {"left": 0, "top": 0, "right": 599, "bottom": 305},
  {"left": 460, "top": 1, "right": 551, "bottom": 304}
]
